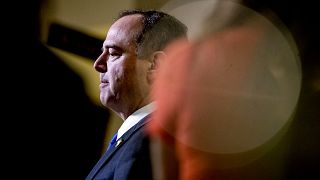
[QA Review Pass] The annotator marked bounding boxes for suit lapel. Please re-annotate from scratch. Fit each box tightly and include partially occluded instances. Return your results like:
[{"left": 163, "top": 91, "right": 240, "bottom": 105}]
[{"left": 86, "top": 115, "right": 151, "bottom": 180}]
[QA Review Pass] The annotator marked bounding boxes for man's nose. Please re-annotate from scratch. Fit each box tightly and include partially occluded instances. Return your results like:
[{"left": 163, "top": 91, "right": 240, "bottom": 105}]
[{"left": 93, "top": 53, "right": 108, "bottom": 72}]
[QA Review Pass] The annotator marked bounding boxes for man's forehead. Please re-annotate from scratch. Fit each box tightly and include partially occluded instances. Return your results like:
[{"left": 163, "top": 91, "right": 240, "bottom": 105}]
[
  {"left": 104, "top": 14, "right": 143, "bottom": 46},
  {"left": 111, "top": 14, "right": 143, "bottom": 32}
]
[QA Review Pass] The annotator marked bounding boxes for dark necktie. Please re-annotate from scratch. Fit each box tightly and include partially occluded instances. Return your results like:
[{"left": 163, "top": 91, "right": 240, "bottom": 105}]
[{"left": 107, "top": 132, "right": 118, "bottom": 150}]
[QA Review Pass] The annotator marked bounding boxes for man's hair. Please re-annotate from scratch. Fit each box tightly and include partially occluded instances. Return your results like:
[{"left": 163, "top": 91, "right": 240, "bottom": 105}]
[{"left": 116, "top": 9, "right": 188, "bottom": 59}]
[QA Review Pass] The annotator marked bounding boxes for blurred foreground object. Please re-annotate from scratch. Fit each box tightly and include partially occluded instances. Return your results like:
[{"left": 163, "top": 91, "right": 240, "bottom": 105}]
[{"left": 149, "top": 0, "right": 303, "bottom": 179}]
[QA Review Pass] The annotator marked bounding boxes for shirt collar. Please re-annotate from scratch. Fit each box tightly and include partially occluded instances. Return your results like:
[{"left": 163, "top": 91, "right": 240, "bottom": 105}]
[{"left": 117, "top": 102, "right": 155, "bottom": 140}]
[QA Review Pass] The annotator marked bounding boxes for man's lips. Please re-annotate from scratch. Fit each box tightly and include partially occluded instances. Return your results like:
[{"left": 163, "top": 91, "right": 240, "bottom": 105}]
[
  {"left": 100, "top": 78, "right": 109, "bottom": 84},
  {"left": 100, "top": 79, "right": 109, "bottom": 88},
  {"left": 100, "top": 81, "right": 109, "bottom": 88}
]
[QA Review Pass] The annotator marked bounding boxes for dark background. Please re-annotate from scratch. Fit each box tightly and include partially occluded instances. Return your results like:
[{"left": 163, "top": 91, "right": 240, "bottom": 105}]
[
  {"left": 3, "top": 0, "right": 109, "bottom": 179},
  {"left": 248, "top": 0, "right": 320, "bottom": 179}
]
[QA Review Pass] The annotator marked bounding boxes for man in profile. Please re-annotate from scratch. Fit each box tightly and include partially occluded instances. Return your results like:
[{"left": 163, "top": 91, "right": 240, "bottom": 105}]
[{"left": 86, "top": 10, "right": 187, "bottom": 180}]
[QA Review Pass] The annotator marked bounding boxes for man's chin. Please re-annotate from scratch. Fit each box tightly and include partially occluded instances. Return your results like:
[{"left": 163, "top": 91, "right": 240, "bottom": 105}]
[
  {"left": 101, "top": 95, "right": 117, "bottom": 108},
  {"left": 100, "top": 95, "right": 111, "bottom": 107}
]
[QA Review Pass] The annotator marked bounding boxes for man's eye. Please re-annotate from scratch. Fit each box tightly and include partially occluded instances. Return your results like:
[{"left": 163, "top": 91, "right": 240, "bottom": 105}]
[
  {"left": 109, "top": 52, "right": 120, "bottom": 56},
  {"left": 108, "top": 48, "right": 121, "bottom": 57}
]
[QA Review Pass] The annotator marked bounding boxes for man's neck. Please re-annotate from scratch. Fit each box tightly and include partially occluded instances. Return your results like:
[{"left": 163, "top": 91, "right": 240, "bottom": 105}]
[
  {"left": 116, "top": 100, "right": 151, "bottom": 120},
  {"left": 116, "top": 102, "right": 155, "bottom": 139}
]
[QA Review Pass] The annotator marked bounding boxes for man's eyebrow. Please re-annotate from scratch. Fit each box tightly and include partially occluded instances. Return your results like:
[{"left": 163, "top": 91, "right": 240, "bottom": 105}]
[{"left": 102, "top": 44, "right": 122, "bottom": 51}]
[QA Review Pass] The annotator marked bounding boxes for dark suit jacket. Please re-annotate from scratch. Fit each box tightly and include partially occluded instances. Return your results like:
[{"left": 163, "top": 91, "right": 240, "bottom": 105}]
[{"left": 86, "top": 115, "right": 153, "bottom": 180}]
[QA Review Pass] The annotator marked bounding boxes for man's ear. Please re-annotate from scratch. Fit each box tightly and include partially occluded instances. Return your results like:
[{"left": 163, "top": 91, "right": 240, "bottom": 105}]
[
  {"left": 150, "top": 51, "right": 166, "bottom": 70},
  {"left": 147, "top": 51, "right": 166, "bottom": 84}
]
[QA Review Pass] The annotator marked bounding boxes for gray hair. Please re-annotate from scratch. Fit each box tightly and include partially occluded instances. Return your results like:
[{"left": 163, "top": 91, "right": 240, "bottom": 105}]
[{"left": 116, "top": 9, "right": 188, "bottom": 59}]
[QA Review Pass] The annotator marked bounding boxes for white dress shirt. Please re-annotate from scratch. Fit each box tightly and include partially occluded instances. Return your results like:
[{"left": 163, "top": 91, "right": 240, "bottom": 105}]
[{"left": 116, "top": 103, "right": 155, "bottom": 140}]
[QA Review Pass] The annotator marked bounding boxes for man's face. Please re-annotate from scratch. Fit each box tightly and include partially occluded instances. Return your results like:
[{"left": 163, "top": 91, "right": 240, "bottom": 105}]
[{"left": 94, "top": 14, "right": 152, "bottom": 116}]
